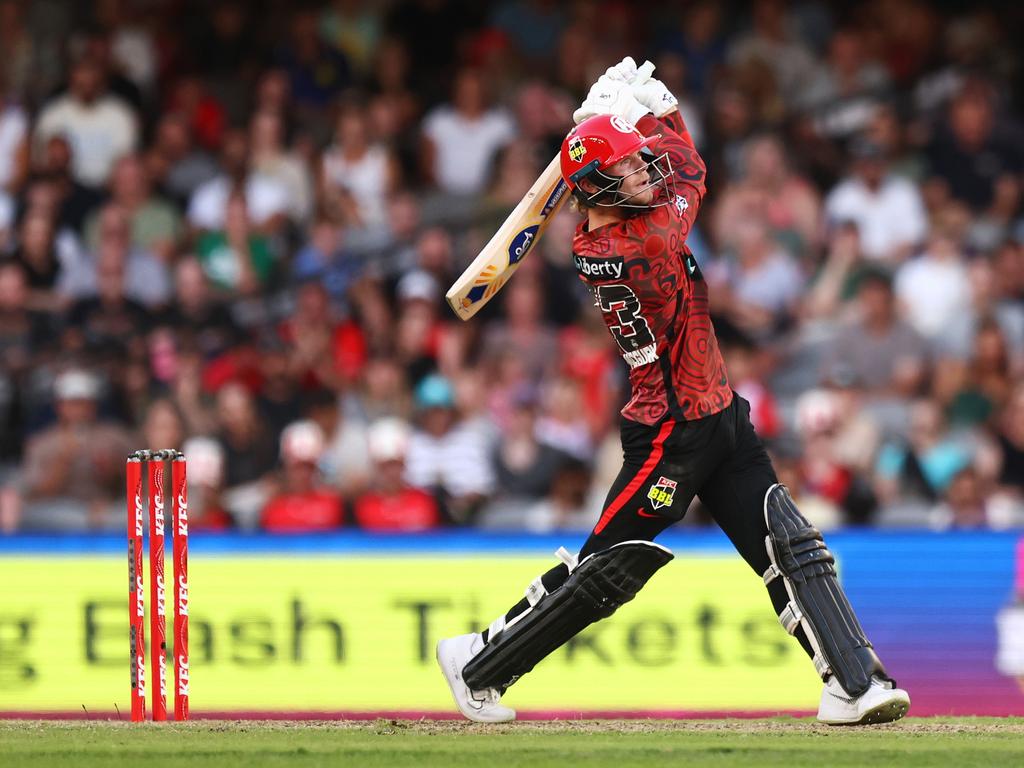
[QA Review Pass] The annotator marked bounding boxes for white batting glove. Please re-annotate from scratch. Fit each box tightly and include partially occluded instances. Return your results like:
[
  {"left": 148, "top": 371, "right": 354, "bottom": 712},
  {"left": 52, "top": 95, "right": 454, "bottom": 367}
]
[
  {"left": 605, "top": 56, "right": 639, "bottom": 83},
  {"left": 627, "top": 59, "right": 678, "bottom": 118},
  {"left": 573, "top": 74, "right": 650, "bottom": 125}
]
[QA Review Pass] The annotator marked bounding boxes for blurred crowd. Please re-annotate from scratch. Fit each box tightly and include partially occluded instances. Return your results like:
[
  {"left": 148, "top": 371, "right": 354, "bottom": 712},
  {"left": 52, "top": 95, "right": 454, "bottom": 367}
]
[{"left": 0, "top": 0, "right": 1022, "bottom": 534}]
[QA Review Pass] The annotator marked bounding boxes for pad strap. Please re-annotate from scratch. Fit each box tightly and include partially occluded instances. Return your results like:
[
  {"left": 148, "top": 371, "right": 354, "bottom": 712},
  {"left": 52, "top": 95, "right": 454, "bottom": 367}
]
[
  {"left": 463, "top": 541, "right": 673, "bottom": 691},
  {"left": 763, "top": 484, "right": 891, "bottom": 697}
]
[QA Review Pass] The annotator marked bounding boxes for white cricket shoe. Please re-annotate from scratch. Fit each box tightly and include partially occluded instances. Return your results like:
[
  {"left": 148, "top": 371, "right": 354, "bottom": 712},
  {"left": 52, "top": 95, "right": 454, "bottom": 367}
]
[
  {"left": 436, "top": 633, "right": 516, "bottom": 723},
  {"left": 817, "top": 675, "right": 910, "bottom": 725}
]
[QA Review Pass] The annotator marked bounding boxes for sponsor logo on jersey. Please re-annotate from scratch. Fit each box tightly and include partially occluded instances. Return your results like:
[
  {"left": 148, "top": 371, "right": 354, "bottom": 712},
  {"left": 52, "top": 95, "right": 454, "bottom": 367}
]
[
  {"left": 508, "top": 225, "right": 539, "bottom": 265},
  {"left": 622, "top": 342, "right": 659, "bottom": 369},
  {"left": 568, "top": 136, "right": 586, "bottom": 162},
  {"left": 647, "top": 476, "right": 677, "bottom": 509},
  {"left": 574, "top": 254, "right": 624, "bottom": 280}
]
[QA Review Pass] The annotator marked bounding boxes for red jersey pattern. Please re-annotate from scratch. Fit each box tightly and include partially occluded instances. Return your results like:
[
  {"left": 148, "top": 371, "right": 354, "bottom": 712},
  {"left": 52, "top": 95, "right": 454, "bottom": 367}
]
[{"left": 572, "top": 112, "right": 732, "bottom": 425}]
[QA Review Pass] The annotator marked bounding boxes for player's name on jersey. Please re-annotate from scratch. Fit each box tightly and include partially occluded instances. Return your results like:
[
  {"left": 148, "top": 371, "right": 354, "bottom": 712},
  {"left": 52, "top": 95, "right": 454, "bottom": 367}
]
[
  {"left": 622, "top": 342, "right": 659, "bottom": 369},
  {"left": 574, "top": 254, "right": 624, "bottom": 280}
]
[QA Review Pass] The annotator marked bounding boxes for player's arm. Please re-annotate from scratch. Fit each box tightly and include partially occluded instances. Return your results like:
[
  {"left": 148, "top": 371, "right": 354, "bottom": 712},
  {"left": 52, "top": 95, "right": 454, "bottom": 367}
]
[{"left": 635, "top": 110, "right": 706, "bottom": 238}]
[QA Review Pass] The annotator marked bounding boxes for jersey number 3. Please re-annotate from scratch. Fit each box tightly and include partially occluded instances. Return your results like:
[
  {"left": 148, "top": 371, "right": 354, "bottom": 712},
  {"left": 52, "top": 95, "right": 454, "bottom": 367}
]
[{"left": 596, "top": 284, "right": 655, "bottom": 352}]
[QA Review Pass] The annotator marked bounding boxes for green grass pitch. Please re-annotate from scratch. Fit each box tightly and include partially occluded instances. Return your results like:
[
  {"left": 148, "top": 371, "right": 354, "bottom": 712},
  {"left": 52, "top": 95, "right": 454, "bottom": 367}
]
[{"left": 2, "top": 718, "right": 1023, "bottom": 767}]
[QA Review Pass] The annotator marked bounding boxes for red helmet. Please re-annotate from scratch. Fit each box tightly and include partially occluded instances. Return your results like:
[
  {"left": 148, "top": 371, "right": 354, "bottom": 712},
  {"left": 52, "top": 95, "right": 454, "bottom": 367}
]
[{"left": 560, "top": 114, "right": 659, "bottom": 192}]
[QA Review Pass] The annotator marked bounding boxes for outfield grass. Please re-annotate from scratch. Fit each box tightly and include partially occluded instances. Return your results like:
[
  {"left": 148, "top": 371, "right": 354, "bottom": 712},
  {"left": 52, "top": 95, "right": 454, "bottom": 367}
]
[{"left": 2, "top": 718, "right": 1023, "bottom": 768}]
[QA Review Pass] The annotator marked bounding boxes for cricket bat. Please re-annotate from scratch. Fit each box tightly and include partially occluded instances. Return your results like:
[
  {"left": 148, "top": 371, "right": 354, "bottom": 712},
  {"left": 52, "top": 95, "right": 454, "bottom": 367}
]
[{"left": 446, "top": 155, "right": 569, "bottom": 320}]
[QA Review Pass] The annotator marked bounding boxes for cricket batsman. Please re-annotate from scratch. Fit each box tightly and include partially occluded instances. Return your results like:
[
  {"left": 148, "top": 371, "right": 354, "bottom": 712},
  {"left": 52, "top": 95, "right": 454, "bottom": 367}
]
[{"left": 437, "top": 58, "right": 910, "bottom": 726}]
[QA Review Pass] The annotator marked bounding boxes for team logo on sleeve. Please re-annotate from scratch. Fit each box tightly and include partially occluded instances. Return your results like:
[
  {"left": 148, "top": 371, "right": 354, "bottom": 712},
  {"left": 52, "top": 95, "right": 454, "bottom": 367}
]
[
  {"left": 568, "top": 137, "right": 586, "bottom": 162},
  {"left": 674, "top": 195, "right": 689, "bottom": 216},
  {"left": 647, "top": 476, "right": 677, "bottom": 509}
]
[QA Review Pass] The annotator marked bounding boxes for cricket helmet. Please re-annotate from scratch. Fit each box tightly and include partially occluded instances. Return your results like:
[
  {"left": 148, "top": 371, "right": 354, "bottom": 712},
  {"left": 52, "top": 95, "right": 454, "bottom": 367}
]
[{"left": 559, "top": 114, "right": 671, "bottom": 209}]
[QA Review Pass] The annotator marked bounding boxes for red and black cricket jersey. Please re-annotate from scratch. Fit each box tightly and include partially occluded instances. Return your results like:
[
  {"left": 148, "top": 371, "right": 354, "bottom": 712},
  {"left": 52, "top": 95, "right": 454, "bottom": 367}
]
[{"left": 572, "top": 112, "right": 732, "bottom": 425}]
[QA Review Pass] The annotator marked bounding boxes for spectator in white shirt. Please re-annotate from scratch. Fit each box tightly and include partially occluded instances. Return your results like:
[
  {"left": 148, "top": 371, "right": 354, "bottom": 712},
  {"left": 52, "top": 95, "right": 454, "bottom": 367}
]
[
  {"left": 187, "top": 128, "right": 288, "bottom": 234},
  {"left": 895, "top": 221, "right": 971, "bottom": 342},
  {"left": 404, "top": 374, "right": 495, "bottom": 521},
  {"left": 421, "top": 67, "right": 515, "bottom": 195},
  {"left": 250, "top": 109, "right": 313, "bottom": 224},
  {"left": 825, "top": 137, "right": 928, "bottom": 263},
  {"left": 0, "top": 93, "right": 28, "bottom": 193},
  {"left": 34, "top": 56, "right": 138, "bottom": 189},
  {"left": 321, "top": 105, "right": 398, "bottom": 229}
]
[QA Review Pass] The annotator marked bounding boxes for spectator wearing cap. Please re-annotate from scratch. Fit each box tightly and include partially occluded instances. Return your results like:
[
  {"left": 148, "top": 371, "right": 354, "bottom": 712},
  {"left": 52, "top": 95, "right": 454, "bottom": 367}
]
[
  {"left": 180, "top": 436, "right": 233, "bottom": 530},
  {"left": 33, "top": 55, "right": 138, "bottom": 190},
  {"left": 17, "top": 368, "right": 134, "bottom": 531},
  {"left": 824, "top": 136, "right": 928, "bottom": 262},
  {"left": 352, "top": 417, "right": 441, "bottom": 531},
  {"left": 825, "top": 268, "right": 928, "bottom": 397},
  {"left": 261, "top": 420, "right": 344, "bottom": 532},
  {"left": 404, "top": 374, "right": 495, "bottom": 522}
]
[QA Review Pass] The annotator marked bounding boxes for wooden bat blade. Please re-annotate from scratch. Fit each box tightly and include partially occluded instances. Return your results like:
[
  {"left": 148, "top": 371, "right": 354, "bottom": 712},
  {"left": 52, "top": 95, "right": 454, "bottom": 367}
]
[{"left": 445, "top": 154, "right": 569, "bottom": 321}]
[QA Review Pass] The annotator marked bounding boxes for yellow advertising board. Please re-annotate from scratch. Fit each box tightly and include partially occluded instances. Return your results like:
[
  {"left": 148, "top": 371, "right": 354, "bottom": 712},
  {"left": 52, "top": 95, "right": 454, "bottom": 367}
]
[{"left": 0, "top": 554, "right": 821, "bottom": 713}]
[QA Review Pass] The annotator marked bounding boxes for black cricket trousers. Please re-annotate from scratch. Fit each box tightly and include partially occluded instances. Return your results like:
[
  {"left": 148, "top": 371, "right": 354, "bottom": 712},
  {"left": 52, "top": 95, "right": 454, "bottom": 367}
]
[{"left": 490, "top": 393, "right": 815, "bottom": 660}]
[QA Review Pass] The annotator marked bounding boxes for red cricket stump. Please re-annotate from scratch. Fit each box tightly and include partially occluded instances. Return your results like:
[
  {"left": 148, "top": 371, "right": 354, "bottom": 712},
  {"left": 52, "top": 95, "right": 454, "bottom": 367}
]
[
  {"left": 148, "top": 459, "right": 168, "bottom": 721},
  {"left": 126, "top": 456, "right": 146, "bottom": 722},
  {"left": 172, "top": 455, "right": 190, "bottom": 721}
]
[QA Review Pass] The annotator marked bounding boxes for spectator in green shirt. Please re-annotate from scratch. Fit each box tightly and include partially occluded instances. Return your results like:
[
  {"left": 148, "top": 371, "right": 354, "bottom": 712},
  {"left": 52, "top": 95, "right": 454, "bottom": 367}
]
[
  {"left": 84, "top": 153, "right": 182, "bottom": 262},
  {"left": 196, "top": 193, "right": 273, "bottom": 293}
]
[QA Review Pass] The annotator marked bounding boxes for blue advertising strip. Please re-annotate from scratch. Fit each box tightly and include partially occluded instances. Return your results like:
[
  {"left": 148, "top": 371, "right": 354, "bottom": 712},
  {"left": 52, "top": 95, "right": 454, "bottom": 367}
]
[
  {"left": 0, "top": 528, "right": 1017, "bottom": 557},
  {"left": 0, "top": 529, "right": 738, "bottom": 555}
]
